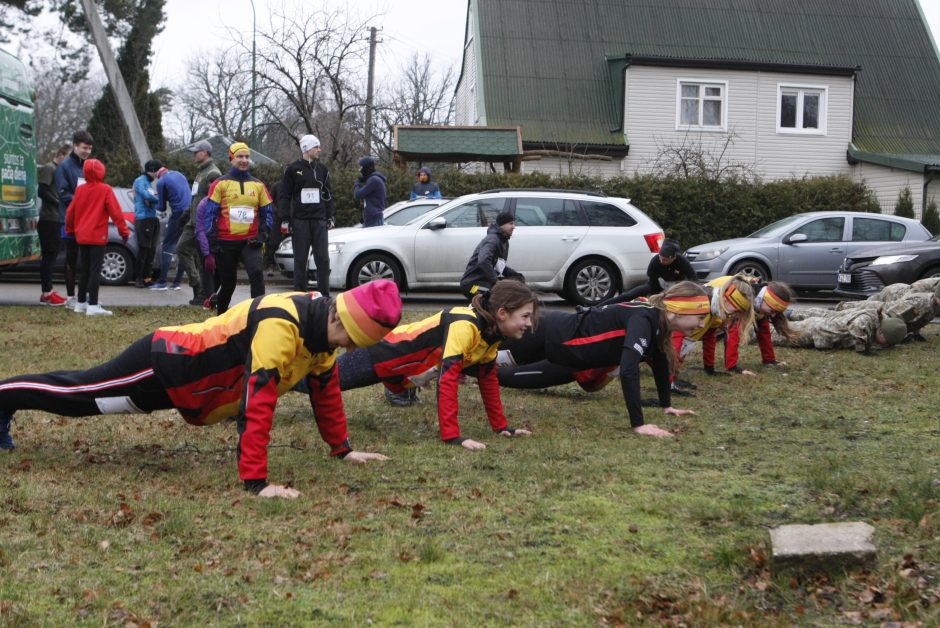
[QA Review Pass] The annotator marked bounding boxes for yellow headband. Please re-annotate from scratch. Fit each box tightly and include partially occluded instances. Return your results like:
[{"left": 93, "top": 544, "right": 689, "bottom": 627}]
[
  {"left": 722, "top": 283, "right": 751, "bottom": 312},
  {"left": 228, "top": 142, "right": 250, "bottom": 160},
  {"left": 663, "top": 294, "right": 710, "bottom": 315},
  {"left": 762, "top": 286, "right": 789, "bottom": 313}
]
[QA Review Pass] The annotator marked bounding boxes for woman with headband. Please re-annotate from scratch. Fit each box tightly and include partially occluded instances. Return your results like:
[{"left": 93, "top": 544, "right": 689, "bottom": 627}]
[
  {"left": 672, "top": 274, "right": 756, "bottom": 381},
  {"left": 494, "top": 281, "right": 709, "bottom": 438},
  {"left": 723, "top": 280, "right": 799, "bottom": 371}
]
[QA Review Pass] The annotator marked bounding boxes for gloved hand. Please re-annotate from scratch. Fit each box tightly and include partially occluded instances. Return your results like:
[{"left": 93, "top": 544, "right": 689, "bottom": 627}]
[
  {"left": 203, "top": 254, "right": 216, "bottom": 274},
  {"left": 248, "top": 238, "right": 264, "bottom": 249},
  {"left": 327, "top": 217, "right": 335, "bottom": 229}
]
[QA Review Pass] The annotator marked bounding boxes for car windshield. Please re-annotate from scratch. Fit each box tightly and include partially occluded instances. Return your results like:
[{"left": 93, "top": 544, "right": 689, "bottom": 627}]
[
  {"left": 747, "top": 214, "right": 810, "bottom": 237},
  {"left": 930, "top": 234, "right": 940, "bottom": 242},
  {"left": 385, "top": 203, "right": 438, "bottom": 226}
]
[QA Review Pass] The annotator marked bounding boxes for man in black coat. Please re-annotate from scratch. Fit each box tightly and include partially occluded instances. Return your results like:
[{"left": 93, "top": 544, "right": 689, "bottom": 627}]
[
  {"left": 459, "top": 210, "right": 525, "bottom": 300},
  {"left": 601, "top": 238, "right": 696, "bottom": 305},
  {"left": 279, "top": 134, "right": 334, "bottom": 296}
]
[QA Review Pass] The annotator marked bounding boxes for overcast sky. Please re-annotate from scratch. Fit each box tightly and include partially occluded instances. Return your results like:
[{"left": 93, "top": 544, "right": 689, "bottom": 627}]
[
  {"left": 148, "top": 0, "right": 940, "bottom": 91},
  {"left": 150, "top": 0, "right": 469, "bottom": 89}
]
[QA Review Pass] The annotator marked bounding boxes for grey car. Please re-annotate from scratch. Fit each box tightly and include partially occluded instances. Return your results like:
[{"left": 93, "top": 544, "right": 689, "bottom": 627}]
[{"left": 686, "top": 211, "right": 932, "bottom": 289}]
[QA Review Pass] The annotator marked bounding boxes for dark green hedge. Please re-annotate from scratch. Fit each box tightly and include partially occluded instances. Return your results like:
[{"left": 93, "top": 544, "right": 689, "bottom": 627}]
[{"left": 112, "top": 157, "right": 881, "bottom": 247}]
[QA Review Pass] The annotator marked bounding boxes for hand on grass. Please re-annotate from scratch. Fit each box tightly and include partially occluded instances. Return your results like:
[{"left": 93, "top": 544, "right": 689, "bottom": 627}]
[
  {"left": 633, "top": 424, "right": 673, "bottom": 437},
  {"left": 498, "top": 427, "right": 532, "bottom": 437},
  {"left": 740, "top": 369, "right": 758, "bottom": 377},
  {"left": 461, "top": 439, "right": 487, "bottom": 450},
  {"left": 343, "top": 451, "right": 390, "bottom": 464},
  {"left": 259, "top": 484, "right": 301, "bottom": 499},
  {"left": 664, "top": 406, "right": 696, "bottom": 417}
]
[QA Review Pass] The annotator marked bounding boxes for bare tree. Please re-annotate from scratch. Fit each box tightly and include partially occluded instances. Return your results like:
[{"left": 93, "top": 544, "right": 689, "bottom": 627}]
[
  {"left": 373, "top": 52, "right": 455, "bottom": 154},
  {"left": 173, "top": 48, "right": 256, "bottom": 141},
  {"left": 33, "top": 69, "right": 102, "bottom": 160},
  {"left": 646, "top": 129, "right": 756, "bottom": 182},
  {"left": 238, "top": 6, "right": 374, "bottom": 167}
]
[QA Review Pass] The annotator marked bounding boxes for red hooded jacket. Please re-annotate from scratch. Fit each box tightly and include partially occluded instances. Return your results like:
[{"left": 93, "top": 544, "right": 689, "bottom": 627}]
[{"left": 65, "top": 159, "right": 130, "bottom": 245}]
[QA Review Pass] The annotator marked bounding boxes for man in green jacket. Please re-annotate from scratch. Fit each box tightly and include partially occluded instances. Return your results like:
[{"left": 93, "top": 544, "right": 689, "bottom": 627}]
[{"left": 176, "top": 140, "right": 221, "bottom": 305}]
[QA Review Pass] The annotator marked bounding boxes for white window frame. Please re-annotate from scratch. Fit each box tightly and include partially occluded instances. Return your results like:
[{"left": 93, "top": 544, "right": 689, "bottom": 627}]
[
  {"left": 776, "top": 83, "right": 828, "bottom": 135},
  {"left": 675, "top": 79, "right": 728, "bottom": 132}
]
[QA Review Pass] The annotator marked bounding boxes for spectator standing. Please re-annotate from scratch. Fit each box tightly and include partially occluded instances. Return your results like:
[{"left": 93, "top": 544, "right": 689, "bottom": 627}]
[
  {"left": 150, "top": 166, "right": 193, "bottom": 290},
  {"left": 36, "top": 144, "right": 72, "bottom": 305},
  {"left": 197, "top": 142, "right": 274, "bottom": 314},
  {"left": 55, "top": 130, "right": 94, "bottom": 309},
  {"left": 64, "top": 159, "right": 130, "bottom": 316},
  {"left": 279, "top": 134, "right": 334, "bottom": 296},
  {"left": 175, "top": 140, "right": 221, "bottom": 305},
  {"left": 410, "top": 166, "right": 441, "bottom": 200},
  {"left": 132, "top": 160, "right": 163, "bottom": 288},
  {"left": 352, "top": 156, "right": 386, "bottom": 227},
  {"left": 459, "top": 209, "right": 525, "bottom": 299}
]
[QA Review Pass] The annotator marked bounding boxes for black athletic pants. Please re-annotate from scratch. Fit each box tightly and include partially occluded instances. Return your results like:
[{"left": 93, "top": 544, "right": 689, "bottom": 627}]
[
  {"left": 77, "top": 244, "right": 106, "bottom": 306},
  {"left": 37, "top": 220, "right": 62, "bottom": 293},
  {"left": 216, "top": 239, "right": 265, "bottom": 314},
  {"left": 291, "top": 218, "right": 330, "bottom": 296},
  {"left": 0, "top": 334, "right": 173, "bottom": 417}
]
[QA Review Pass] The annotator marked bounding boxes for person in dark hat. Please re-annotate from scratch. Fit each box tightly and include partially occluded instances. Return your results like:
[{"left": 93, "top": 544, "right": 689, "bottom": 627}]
[
  {"left": 0, "top": 281, "right": 404, "bottom": 498},
  {"left": 459, "top": 209, "right": 526, "bottom": 300},
  {"left": 601, "top": 238, "right": 696, "bottom": 305},
  {"left": 352, "top": 156, "right": 387, "bottom": 227}
]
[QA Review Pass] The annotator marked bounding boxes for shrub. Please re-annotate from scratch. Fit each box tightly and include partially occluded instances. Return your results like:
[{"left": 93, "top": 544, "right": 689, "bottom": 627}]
[
  {"left": 922, "top": 200, "right": 940, "bottom": 235},
  {"left": 894, "top": 186, "right": 916, "bottom": 218}
]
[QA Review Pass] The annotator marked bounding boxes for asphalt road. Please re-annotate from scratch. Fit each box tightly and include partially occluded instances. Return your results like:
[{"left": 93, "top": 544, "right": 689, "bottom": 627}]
[{"left": 0, "top": 269, "right": 843, "bottom": 312}]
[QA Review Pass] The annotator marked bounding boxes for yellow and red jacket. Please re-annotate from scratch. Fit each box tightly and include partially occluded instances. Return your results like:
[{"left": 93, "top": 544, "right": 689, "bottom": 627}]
[
  {"left": 203, "top": 170, "right": 274, "bottom": 241},
  {"left": 150, "top": 292, "right": 349, "bottom": 482},
  {"left": 368, "top": 306, "right": 507, "bottom": 441}
]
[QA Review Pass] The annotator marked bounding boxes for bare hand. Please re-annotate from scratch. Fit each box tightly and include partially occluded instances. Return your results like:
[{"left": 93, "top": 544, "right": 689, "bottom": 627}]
[
  {"left": 258, "top": 484, "right": 301, "bottom": 499},
  {"left": 633, "top": 424, "right": 673, "bottom": 437},
  {"left": 461, "top": 439, "right": 487, "bottom": 450},
  {"left": 664, "top": 406, "right": 696, "bottom": 416},
  {"left": 741, "top": 369, "right": 758, "bottom": 377},
  {"left": 499, "top": 428, "right": 532, "bottom": 437},
  {"left": 343, "top": 451, "right": 390, "bottom": 464}
]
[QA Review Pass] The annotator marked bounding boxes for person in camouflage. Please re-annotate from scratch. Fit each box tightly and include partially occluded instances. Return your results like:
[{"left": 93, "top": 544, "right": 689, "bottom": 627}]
[
  {"left": 833, "top": 279, "right": 940, "bottom": 340},
  {"left": 773, "top": 307, "right": 907, "bottom": 353}
]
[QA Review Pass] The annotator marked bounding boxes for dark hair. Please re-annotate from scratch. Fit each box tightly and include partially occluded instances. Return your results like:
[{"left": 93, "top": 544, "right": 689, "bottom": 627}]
[
  {"left": 765, "top": 281, "right": 800, "bottom": 341},
  {"left": 471, "top": 279, "right": 540, "bottom": 334},
  {"left": 55, "top": 144, "right": 71, "bottom": 158},
  {"left": 72, "top": 130, "right": 93, "bottom": 146}
]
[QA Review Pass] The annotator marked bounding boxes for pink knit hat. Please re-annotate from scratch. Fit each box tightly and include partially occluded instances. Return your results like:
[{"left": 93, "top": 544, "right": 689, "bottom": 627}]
[{"left": 335, "top": 280, "right": 402, "bottom": 347}]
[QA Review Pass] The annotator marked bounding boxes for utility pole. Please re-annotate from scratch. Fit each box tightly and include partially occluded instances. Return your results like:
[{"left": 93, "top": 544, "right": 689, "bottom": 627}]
[
  {"left": 78, "top": 0, "right": 151, "bottom": 166},
  {"left": 364, "top": 26, "right": 379, "bottom": 155}
]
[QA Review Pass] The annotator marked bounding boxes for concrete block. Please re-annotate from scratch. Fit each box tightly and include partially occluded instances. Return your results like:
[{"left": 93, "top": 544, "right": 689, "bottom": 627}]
[{"left": 769, "top": 522, "right": 876, "bottom": 574}]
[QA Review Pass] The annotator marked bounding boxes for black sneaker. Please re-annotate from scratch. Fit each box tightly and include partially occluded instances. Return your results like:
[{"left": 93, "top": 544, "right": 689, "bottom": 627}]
[
  {"left": 670, "top": 384, "right": 695, "bottom": 397},
  {"left": 674, "top": 377, "right": 697, "bottom": 390},
  {"left": 0, "top": 410, "right": 15, "bottom": 450},
  {"left": 384, "top": 388, "right": 420, "bottom": 406}
]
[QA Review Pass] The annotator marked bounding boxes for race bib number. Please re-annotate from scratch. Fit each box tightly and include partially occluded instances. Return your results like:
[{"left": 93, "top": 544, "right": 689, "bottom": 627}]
[
  {"left": 76, "top": 177, "right": 86, "bottom": 187},
  {"left": 495, "top": 258, "right": 507, "bottom": 274},
  {"left": 191, "top": 181, "right": 199, "bottom": 195},
  {"left": 229, "top": 205, "right": 255, "bottom": 225},
  {"left": 301, "top": 187, "right": 320, "bottom": 204}
]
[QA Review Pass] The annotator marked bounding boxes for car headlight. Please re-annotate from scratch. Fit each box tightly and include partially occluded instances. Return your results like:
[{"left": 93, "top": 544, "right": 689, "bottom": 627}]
[
  {"left": 691, "top": 246, "right": 729, "bottom": 262},
  {"left": 328, "top": 242, "right": 344, "bottom": 255},
  {"left": 870, "top": 254, "right": 917, "bottom": 266}
]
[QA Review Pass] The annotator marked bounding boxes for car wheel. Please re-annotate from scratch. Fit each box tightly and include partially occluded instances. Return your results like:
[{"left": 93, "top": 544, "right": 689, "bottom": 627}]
[
  {"left": 564, "top": 258, "right": 619, "bottom": 306},
  {"left": 100, "top": 244, "right": 134, "bottom": 285},
  {"left": 729, "top": 259, "right": 770, "bottom": 282},
  {"left": 918, "top": 265, "right": 940, "bottom": 280},
  {"left": 349, "top": 253, "right": 404, "bottom": 290}
]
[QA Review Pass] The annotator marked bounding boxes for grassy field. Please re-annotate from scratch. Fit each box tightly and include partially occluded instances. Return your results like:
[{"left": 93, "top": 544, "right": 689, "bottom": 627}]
[{"left": 0, "top": 304, "right": 938, "bottom": 626}]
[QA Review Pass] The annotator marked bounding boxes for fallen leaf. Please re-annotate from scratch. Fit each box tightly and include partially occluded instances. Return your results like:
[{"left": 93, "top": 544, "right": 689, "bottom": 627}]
[{"left": 411, "top": 503, "right": 425, "bottom": 519}]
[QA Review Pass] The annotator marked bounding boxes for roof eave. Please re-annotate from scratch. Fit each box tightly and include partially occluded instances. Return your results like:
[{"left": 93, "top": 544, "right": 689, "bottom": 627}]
[{"left": 846, "top": 144, "right": 940, "bottom": 174}]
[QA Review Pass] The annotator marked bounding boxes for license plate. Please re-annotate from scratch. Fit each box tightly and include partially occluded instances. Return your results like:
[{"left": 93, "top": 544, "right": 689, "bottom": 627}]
[{"left": 837, "top": 273, "right": 852, "bottom": 284}]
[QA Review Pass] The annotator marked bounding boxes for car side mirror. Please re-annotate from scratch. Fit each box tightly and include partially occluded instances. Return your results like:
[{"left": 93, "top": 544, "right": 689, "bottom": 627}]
[
  {"left": 785, "top": 233, "right": 808, "bottom": 244},
  {"left": 424, "top": 217, "right": 447, "bottom": 231}
]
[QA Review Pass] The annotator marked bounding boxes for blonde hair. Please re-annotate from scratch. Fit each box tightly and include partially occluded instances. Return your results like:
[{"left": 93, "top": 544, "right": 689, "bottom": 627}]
[
  {"left": 648, "top": 281, "right": 709, "bottom": 374},
  {"left": 716, "top": 274, "right": 756, "bottom": 331}
]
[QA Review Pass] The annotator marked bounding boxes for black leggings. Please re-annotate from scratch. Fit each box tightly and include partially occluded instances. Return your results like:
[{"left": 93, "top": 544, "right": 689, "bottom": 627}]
[
  {"left": 216, "top": 240, "right": 265, "bottom": 314},
  {"left": 335, "top": 349, "right": 381, "bottom": 390},
  {"left": 77, "top": 244, "right": 105, "bottom": 305},
  {"left": 0, "top": 334, "right": 173, "bottom": 417},
  {"left": 135, "top": 217, "right": 161, "bottom": 283},
  {"left": 37, "top": 220, "right": 62, "bottom": 293},
  {"left": 64, "top": 237, "right": 79, "bottom": 297}
]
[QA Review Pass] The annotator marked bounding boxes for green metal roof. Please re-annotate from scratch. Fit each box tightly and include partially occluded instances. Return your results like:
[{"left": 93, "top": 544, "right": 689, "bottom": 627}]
[
  {"left": 394, "top": 126, "right": 521, "bottom": 160},
  {"left": 470, "top": 0, "right": 940, "bottom": 167}
]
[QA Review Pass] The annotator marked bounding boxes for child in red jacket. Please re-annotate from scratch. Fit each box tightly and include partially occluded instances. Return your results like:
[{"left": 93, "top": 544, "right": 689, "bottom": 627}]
[{"left": 65, "top": 159, "right": 130, "bottom": 316}]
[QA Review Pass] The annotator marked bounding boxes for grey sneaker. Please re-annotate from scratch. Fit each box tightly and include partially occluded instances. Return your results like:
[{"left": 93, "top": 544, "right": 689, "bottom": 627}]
[
  {"left": 86, "top": 304, "right": 113, "bottom": 316},
  {"left": 384, "top": 387, "right": 420, "bottom": 406},
  {"left": 73, "top": 301, "right": 87, "bottom": 314}
]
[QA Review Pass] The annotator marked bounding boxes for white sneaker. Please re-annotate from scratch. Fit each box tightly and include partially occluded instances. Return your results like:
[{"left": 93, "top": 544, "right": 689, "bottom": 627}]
[
  {"left": 85, "top": 304, "right": 113, "bottom": 316},
  {"left": 63, "top": 296, "right": 76, "bottom": 310},
  {"left": 73, "top": 301, "right": 87, "bottom": 314}
]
